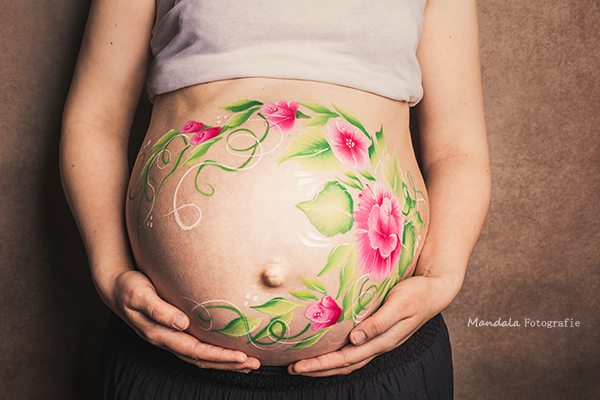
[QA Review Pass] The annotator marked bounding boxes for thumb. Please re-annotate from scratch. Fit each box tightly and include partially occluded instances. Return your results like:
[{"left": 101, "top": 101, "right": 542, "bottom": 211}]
[
  {"left": 349, "top": 288, "right": 409, "bottom": 346},
  {"left": 134, "top": 281, "right": 191, "bottom": 331}
]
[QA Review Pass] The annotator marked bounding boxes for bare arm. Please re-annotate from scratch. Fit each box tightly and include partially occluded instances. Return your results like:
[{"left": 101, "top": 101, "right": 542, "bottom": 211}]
[
  {"left": 415, "top": 0, "right": 490, "bottom": 302},
  {"left": 289, "top": 0, "right": 491, "bottom": 375},
  {"left": 61, "top": 0, "right": 259, "bottom": 371},
  {"left": 62, "top": 0, "right": 152, "bottom": 311}
]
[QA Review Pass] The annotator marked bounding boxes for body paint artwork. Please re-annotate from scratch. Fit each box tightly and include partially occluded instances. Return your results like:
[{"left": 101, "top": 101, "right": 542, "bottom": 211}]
[{"left": 129, "top": 98, "right": 427, "bottom": 350}]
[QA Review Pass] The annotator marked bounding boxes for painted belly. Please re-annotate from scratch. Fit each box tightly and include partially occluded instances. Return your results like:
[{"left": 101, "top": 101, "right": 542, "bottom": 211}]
[{"left": 126, "top": 98, "right": 428, "bottom": 365}]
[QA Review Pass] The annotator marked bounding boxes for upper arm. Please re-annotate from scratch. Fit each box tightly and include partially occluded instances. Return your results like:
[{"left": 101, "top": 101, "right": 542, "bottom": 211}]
[
  {"left": 415, "top": 0, "right": 488, "bottom": 169},
  {"left": 63, "top": 0, "right": 156, "bottom": 140}
]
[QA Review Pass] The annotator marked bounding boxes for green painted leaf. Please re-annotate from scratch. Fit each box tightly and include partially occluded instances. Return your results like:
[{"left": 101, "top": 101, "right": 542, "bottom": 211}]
[
  {"left": 250, "top": 297, "right": 304, "bottom": 317},
  {"left": 151, "top": 129, "right": 180, "bottom": 152},
  {"left": 354, "top": 291, "right": 375, "bottom": 317},
  {"left": 376, "top": 277, "right": 392, "bottom": 301},
  {"left": 389, "top": 263, "right": 400, "bottom": 286},
  {"left": 296, "top": 181, "right": 354, "bottom": 237},
  {"left": 304, "top": 114, "right": 335, "bottom": 127},
  {"left": 381, "top": 155, "right": 393, "bottom": 187},
  {"left": 379, "top": 265, "right": 400, "bottom": 301},
  {"left": 343, "top": 171, "right": 363, "bottom": 184},
  {"left": 401, "top": 182, "right": 414, "bottom": 216},
  {"left": 318, "top": 243, "right": 354, "bottom": 276},
  {"left": 286, "top": 327, "right": 331, "bottom": 350},
  {"left": 139, "top": 153, "right": 157, "bottom": 184},
  {"left": 213, "top": 316, "right": 263, "bottom": 337},
  {"left": 295, "top": 110, "right": 311, "bottom": 119},
  {"left": 397, "top": 221, "right": 415, "bottom": 277},
  {"left": 359, "top": 170, "right": 376, "bottom": 181},
  {"left": 182, "top": 136, "right": 223, "bottom": 167},
  {"left": 375, "top": 126, "right": 387, "bottom": 153},
  {"left": 336, "top": 250, "right": 357, "bottom": 300},
  {"left": 369, "top": 142, "right": 381, "bottom": 172},
  {"left": 299, "top": 102, "right": 337, "bottom": 115},
  {"left": 411, "top": 211, "right": 424, "bottom": 233},
  {"left": 279, "top": 127, "right": 329, "bottom": 159},
  {"left": 278, "top": 127, "right": 342, "bottom": 171},
  {"left": 332, "top": 104, "right": 370, "bottom": 138},
  {"left": 269, "top": 312, "right": 295, "bottom": 336},
  {"left": 302, "top": 277, "right": 327, "bottom": 294},
  {"left": 338, "top": 177, "right": 362, "bottom": 190},
  {"left": 381, "top": 154, "right": 406, "bottom": 210},
  {"left": 342, "top": 171, "right": 358, "bottom": 180},
  {"left": 381, "top": 154, "right": 401, "bottom": 192},
  {"left": 341, "top": 280, "right": 359, "bottom": 321},
  {"left": 219, "top": 98, "right": 263, "bottom": 112},
  {"left": 221, "top": 106, "right": 259, "bottom": 131},
  {"left": 252, "top": 312, "right": 295, "bottom": 341},
  {"left": 289, "top": 290, "right": 319, "bottom": 300}
]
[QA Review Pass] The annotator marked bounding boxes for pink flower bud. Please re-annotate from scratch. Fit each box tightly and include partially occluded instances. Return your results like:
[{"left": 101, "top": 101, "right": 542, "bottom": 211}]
[
  {"left": 260, "top": 100, "right": 299, "bottom": 133},
  {"left": 181, "top": 121, "right": 205, "bottom": 133},
  {"left": 191, "top": 126, "right": 222, "bottom": 145}
]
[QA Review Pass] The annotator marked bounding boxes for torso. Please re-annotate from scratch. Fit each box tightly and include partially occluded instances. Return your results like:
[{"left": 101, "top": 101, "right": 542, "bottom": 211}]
[{"left": 126, "top": 78, "right": 429, "bottom": 365}]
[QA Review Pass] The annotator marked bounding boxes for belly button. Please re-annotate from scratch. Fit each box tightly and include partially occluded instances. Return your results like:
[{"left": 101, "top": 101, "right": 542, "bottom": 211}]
[{"left": 261, "top": 263, "right": 286, "bottom": 287}]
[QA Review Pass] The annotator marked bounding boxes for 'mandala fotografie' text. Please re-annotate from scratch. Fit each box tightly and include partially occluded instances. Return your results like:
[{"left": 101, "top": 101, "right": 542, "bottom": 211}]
[{"left": 467, "top": 318, "right": 581, "bottom": 328}]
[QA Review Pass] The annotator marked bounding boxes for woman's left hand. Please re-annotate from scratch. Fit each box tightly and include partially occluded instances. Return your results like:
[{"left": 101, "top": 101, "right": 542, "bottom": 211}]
[{"left": 287, "top": 274, "right": 454, "bottom": 377}]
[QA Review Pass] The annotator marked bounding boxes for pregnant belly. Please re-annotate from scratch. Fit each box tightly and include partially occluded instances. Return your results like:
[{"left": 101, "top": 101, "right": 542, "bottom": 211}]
[{"left": 126, "top": 95, "right": 429, "bottom": 365}]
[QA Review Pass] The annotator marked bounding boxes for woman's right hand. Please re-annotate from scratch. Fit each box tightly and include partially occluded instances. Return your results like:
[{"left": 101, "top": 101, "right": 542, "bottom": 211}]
[{"left": 106, "top": 268, "right": 261, "bottom": 372}]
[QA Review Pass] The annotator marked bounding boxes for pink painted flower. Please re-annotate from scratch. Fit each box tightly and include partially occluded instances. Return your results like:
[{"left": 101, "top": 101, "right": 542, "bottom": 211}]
[
  {"left": 190, "top": 127, "right": 222, "bottom": 145},
  {"left": 181, "top": 121, "right": 205, "bottom": 133},
  {"left": 354, "top": 183, "right": 404, "bottom": 280},
  {"left": 326, "top": 120, "right": 371, "bottom": 170},
  {"left": 260, "top": 100, "right": 299, "bottom": 133},
  {"left": 182, "top": 121, "right": 223, "bottom": 145},
  {"left": 305, "top": 295, "right": 342, "bottom": 331}
]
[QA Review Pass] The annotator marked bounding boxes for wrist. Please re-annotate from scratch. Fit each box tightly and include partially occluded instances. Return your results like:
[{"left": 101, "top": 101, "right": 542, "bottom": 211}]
[
  {"left": 89, "top": 258, "right": 136, "bottom": 307},
  {"left": 414, "top": 263, "right": 465, "bottom": 310}
]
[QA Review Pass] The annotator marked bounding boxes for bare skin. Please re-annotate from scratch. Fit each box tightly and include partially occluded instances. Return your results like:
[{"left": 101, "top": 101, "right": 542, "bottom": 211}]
[{"left": 60, "top": 0, "right": 490, "bottom": 375}]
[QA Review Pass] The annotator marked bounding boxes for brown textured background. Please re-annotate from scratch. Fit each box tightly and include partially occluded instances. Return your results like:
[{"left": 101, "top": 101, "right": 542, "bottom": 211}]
[{"left": 1, "top": 1, "right": 598, "bottom": 399}]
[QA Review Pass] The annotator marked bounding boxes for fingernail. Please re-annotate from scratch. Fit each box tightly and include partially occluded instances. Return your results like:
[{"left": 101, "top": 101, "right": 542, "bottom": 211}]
[
  {"left": 290, "top": 368, "right": 301, "bottom": 374},
  {"left": 292, "top": 362, "right": 308, "bottom": 373},
  {"left": 351, "top": 331, "right": 366, "bottom": 345},
  {"left": 173, "top": 315, "right": 187, "bottom": 330}
]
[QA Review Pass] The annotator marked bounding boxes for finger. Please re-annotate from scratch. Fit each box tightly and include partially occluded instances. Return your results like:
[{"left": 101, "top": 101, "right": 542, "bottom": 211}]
[
  {"left": 177, "top": 353, "right": 261, "bottom": 372},
  {"left": 131, "top": 314, "right": 253, "bottom": 365},
  {"left": 127, "top": 312, "right": 261, "bottom": 370},
  {"left": 290, "top": 340, "right": 387, "bottom": 374},
  {"left": 289, "top": 356, "right": 375, "bottom": 377},
  {"left": 127, "top": 281, "right": 190, "bottom": 331},
  {"left": 348, "top": 287, "right": 413, "bottom": 346}
]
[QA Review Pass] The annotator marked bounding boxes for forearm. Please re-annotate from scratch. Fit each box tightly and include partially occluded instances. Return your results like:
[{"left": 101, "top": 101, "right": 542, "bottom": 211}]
[
  {"left": 60, "top": 121, "right": 133, "bottom": 302},
  {"left": 410, "top": 0, "right": 489, "bottom": 309},
  {"left": 59, "top": 0, "right": 154, "bottom": 301},
  {"left": 415, "top": 152, "right": 491, "bottom": 308}
]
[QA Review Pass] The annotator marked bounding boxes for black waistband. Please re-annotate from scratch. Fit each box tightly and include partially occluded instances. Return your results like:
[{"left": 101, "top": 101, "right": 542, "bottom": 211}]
[{"left": 103, "top": 312, "right": 447, "bottom": 392}]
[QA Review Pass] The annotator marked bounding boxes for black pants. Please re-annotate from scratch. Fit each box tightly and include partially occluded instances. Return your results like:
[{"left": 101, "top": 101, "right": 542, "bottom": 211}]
[{"left": 102, "top": 313, "right": 453, "bottom": 399}]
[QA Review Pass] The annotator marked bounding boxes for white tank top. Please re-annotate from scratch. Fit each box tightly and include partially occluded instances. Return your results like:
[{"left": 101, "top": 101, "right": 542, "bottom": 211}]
[{"left": 147, "top": 0, "right": 427, "bottom": 105}]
